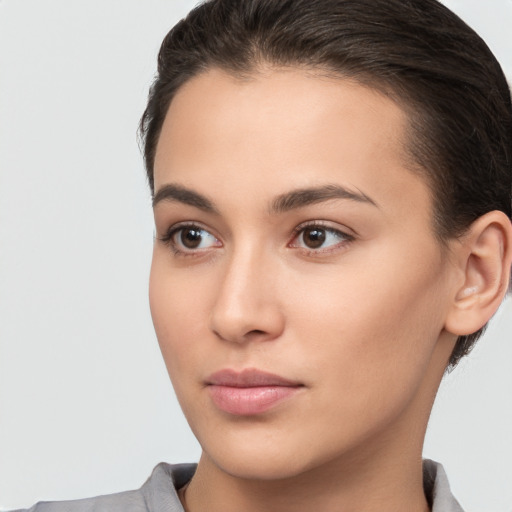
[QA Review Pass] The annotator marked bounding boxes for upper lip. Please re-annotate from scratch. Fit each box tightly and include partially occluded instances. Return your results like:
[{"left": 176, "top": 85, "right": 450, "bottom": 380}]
[{"left": 206, "top": 368, "right": 302, "bottom": 388}]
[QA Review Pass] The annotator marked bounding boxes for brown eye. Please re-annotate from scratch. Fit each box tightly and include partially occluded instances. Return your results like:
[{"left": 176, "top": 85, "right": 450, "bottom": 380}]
[
  {"left": 168, "top": 225, "right": 221, "bottom": 253},
  {"left": 289, "top": 223, "right": 353, "bottom": 252},
  {"left": 180, "top": 227, "right": 204, "bottom": 249},
  {"left": 301, "top": 227, "right": 326, "bottom": 248}
]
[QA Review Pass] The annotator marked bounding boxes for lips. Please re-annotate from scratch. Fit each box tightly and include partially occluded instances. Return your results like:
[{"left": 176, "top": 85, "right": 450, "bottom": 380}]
[{"left": 205, "top": 368, "right": 303, "bottom": 416}]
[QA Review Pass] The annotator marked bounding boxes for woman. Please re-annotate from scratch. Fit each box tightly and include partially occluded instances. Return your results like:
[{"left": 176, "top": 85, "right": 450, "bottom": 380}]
[{"left": 6, "top": 0, "right": 512, "bottom": 510}]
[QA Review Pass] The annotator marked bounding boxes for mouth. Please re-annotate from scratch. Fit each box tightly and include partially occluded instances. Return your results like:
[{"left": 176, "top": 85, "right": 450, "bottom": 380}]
[{"left": 205, "top": 368, "right": 304, "bottom": 416}]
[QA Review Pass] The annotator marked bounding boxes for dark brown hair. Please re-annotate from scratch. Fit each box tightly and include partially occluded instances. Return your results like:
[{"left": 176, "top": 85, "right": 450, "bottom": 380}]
[{"left": 140, "top": 0, "right": 512, "bottom": 367}]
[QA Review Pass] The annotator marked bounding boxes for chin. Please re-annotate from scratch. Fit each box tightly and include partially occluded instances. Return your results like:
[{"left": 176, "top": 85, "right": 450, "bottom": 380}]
[
  {"left": 197, "top": 423, "right": 349, "bottom": 482},
  {"left": 212, "top": 449, "right": 317, "bottom": 481}
]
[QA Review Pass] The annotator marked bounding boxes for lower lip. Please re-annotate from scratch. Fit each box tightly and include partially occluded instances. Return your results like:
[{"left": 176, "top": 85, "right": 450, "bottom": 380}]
[{"left": 207, "top": 385, "right": 301, "bottom": 415}]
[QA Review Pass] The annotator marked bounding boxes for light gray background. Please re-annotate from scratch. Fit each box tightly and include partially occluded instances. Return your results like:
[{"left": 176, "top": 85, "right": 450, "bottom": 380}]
[{"left": 0, "top": 1, "right": 511, "bottom": 510}]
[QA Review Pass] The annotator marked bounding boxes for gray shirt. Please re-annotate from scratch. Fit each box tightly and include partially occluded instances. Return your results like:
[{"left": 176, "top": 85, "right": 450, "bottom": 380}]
[{"left": 11, "top": 459, "right": 464, "bottom": 512}]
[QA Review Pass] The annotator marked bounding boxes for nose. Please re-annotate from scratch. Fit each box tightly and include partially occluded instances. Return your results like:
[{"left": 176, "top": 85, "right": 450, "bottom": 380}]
[{"left": 209, "top": 246, "right": 285, "bottom": 344}]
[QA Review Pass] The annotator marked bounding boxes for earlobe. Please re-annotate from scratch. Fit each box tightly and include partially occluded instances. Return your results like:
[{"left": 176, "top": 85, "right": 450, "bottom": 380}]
[{"left": 445, "top": 211, "right": 512, "bottom": 336}]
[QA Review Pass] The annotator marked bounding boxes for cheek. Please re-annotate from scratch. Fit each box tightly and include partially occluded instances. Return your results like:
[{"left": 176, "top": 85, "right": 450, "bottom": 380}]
[
  {"left": 287, "top": 244, "right": 449, "bottom": 398},
  {"left": 273, "top": 278, "right": 444, "bottom": 461},
  {"left": 149, "top": 253, "right": 209, "bottom": 378}
]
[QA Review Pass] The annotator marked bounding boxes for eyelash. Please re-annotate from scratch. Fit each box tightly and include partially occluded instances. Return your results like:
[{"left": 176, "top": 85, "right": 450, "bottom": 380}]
[
  {"left": 157, "top": 222, "right": 221, "bottom": 257},
  {"left": 289, "top": 221, "right": 355, "bottom": 255},
  {"left": 158, "top": 221, "right": 355, "bottom": 257}
]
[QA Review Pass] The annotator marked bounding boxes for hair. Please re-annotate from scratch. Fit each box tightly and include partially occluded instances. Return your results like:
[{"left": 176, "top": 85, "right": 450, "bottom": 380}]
[{"left": 139, "top": 0, "right": 512, "bottom": 368}]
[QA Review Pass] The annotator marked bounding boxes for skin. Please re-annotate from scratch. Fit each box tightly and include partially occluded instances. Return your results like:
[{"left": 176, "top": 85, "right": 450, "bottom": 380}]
[{"left": 149, "top": 67, "right": 506, "bottom": 512}]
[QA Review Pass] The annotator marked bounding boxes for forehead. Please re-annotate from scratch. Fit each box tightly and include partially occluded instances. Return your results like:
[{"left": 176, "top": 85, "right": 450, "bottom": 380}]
[
  {"left": 157, "top": 67, "right": 407, "bottom": 163},
  {"left": 154, "top": 67, "right": 432, "bottom": 225}
]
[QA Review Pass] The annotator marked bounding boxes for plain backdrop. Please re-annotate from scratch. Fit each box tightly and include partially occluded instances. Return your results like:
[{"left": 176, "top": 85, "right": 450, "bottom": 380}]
[{"left": 0, "top": 1, "right": 511, "bottom": 510}]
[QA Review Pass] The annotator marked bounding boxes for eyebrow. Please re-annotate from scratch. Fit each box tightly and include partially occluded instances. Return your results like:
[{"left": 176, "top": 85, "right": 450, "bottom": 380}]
[
  {"left": 270, "top": 184, "right": 378, "bottom": 213},
  {"left": 152, "top": 183, "right": 378, "bottom": 214},
  {"left": 152, "top": 184, "right": 219, "bottom": 213}
]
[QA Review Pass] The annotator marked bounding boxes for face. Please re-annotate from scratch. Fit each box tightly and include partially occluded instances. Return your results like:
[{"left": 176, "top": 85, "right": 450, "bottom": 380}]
[{"left": 150, "top": 68, "right": 457, "bottom": 480}]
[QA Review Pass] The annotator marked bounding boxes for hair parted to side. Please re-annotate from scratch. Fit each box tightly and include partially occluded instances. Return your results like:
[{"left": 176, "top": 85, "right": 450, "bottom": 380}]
[{"left": 139, "top": 0, "right": 512, "bottom": 368}]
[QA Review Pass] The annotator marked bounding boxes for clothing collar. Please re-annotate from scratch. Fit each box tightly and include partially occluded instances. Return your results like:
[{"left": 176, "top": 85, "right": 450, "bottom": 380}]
[{"left": 423, "top": 459, "right": 464, "bottom": 511}]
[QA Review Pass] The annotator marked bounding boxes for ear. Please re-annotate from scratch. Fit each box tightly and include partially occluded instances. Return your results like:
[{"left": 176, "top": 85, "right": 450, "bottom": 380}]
[{"left": 444, "top": 211, "right": 512, "bottom": 336}]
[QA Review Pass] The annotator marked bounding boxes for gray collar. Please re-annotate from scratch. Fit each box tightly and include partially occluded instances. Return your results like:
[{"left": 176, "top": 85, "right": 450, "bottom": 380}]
[{"left": 423, "top": 459, "right": 465, "bottom": 511}]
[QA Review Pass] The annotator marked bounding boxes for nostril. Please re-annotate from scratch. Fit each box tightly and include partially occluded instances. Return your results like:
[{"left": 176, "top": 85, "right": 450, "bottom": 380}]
[
  {"left": 212, "top": 328, "right": 268, "bottom": 343},
  {"left": 249, "top": 330, "right": 266, "bottom": 335},
  {"left": 242, "top": 329, "right": 278, "bottom": 343}
]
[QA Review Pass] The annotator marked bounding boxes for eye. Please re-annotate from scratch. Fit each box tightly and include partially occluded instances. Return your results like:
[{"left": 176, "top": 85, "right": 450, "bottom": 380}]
[
  {"left": 289, "top": 223, "right": 353, "bottom": 252},
  {"left": 160, "top": 224, "right": 222, "bottom": 254}
]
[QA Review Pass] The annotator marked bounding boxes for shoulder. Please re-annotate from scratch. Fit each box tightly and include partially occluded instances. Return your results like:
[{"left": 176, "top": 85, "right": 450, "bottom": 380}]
[{"left": 9, "top": 463, "right": 196, "bottom": 512}]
